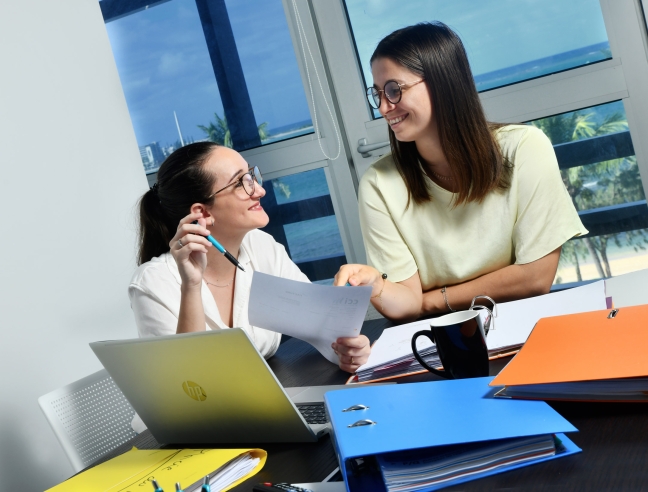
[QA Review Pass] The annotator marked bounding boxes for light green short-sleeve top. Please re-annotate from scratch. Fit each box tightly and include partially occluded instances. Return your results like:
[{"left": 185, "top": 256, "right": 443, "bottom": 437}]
[{"left": 358, "top": 124, "right": 587, "bottom": 291}]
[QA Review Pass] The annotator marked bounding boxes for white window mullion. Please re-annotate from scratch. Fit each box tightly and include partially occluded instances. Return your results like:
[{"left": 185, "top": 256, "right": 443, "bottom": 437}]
[
  {"left": 480, "top": 59, "right": 627, "bottom": 124},
  {"left": 598, "top": 0, "right": 648, "bottom": 199}
]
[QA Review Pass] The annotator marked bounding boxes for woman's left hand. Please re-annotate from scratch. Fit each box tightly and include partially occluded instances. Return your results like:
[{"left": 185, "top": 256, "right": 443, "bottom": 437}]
[{"left": 332, "top": 335, "right": 371, "bottom": 373}]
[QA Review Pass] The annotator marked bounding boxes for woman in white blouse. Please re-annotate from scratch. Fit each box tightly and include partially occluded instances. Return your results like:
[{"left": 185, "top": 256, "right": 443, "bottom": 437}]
[{"left": 130, "top": 142, "right": 369, "bottom": 372}]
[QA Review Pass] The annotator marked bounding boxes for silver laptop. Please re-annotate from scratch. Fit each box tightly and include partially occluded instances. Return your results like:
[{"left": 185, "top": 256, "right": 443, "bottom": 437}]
[{"left": 89, "top": 329, "right": 350, "bottom": 444}]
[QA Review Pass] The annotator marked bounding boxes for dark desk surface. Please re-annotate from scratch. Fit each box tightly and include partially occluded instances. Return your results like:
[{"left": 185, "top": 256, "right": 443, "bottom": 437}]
[{"left": 110, "top": 318, "right": 648, "bottom": 491}]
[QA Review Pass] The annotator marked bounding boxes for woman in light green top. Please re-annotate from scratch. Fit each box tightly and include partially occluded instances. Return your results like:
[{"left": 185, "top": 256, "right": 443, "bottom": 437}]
[{"left": 334, "top": 22, "right": 587, "bottom": 322}]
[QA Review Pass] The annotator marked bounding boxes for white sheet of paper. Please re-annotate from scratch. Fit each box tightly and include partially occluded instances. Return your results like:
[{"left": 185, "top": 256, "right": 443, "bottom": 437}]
[
  {"left": 248, "top": 272, "right": 372, "bottom": 364},
  {"left": 486, "top": 280, "right": 608, "bottom": 352}
]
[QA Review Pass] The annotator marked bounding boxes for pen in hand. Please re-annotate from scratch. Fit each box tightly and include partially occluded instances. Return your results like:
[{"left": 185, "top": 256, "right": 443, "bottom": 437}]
[{"left": 191, "top": 220, "right": 245, "bottom": 272}]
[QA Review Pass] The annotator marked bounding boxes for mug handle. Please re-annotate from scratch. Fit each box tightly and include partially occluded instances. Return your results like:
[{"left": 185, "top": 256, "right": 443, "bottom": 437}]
[{"left": 411, "top": 330, "right": 448, "bottom": 379}]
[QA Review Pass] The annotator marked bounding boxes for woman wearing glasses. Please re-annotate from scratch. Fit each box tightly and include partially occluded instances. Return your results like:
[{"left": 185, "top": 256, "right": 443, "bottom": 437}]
[
  {"left": 335, "top": 22, "right": 586, "bottom": 321},
  {"left": 131, "top": 142, "right": 369, "bottom": 372}
]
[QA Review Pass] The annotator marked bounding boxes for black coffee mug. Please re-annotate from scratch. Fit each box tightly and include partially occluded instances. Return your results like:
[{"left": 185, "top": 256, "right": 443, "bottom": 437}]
[{"left": 411, "top": 296, "right": 496, "bottom": 379}]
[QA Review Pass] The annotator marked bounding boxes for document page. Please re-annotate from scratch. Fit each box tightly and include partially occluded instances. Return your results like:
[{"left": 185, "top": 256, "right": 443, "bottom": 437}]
[
  {"left": 358, "top": 319, "right": 433, "bottom": 372},
  {"left": 248, "top": 272, "right": 372, "bottom": 363},
  {"left": 487, "top": 280, "right": 607, "bottom": 354}
]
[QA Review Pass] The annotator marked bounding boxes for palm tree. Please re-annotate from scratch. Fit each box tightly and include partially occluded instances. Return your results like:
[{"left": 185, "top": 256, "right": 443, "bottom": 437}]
[
  {"left": 532, "top": 109, "right": 646, "bottom": 281},
  {"left": 198, "top": 113, "right": 232, "bottom": 147},
  {"left": 198, "top": 113, "right": 269, "bottom": 148}
]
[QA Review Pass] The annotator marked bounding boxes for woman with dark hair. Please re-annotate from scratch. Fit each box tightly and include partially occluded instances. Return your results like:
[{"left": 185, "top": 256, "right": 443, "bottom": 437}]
[
  {"left": 130, "top": 142, "right": 369, "bottom": 372},
  {"left": 335, "top": 22, "right": 586, "bottom": 321}
]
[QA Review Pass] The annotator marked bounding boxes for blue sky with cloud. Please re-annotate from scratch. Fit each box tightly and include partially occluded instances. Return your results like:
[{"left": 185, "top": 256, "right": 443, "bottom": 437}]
[
  {"left": 105, "top": 0, "right": 311, "bottom": 147},
  {"left": 104, "top": 0, "right": 609, "bottom": 148}
]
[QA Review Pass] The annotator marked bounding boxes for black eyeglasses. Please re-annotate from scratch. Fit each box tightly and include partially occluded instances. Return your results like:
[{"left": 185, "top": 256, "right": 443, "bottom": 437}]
[
  {"left": 208, "top": 166, "right": 263, "bottom": 199},
  {"left": 366, "top": 79, "right": 425, "bottom": 109}
]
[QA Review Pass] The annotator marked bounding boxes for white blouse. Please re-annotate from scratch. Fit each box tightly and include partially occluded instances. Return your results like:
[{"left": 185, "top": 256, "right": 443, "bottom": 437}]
[{"left": 128, "top": 229, "right": 310, "bottom": 358}]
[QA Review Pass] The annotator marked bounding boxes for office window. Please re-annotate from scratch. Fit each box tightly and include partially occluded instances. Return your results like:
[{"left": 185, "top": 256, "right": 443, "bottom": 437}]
[
  {"left": 261, "top": 168, "right": 347, "bottom": 284},
  {"left": 344, "top": 0, "right": 610, "bottom": 117},
  {"left": 529, "top": 101, "right": 648, "bottom": 286},
  {"left": 101, "top": 0, "right": 313, "bottom": 173}
]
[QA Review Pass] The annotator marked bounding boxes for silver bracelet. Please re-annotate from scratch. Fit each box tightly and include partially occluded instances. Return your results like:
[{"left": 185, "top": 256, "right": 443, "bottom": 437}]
[{"left": 441, "top": 286, "right": 456, "bottom": 312}]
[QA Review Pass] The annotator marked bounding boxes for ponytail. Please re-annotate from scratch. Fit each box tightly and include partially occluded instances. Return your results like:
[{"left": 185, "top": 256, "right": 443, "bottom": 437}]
[
  {"left": 137, "top": 185, "right": 174, "bottom": 265},
  {"left": 136, "top": 142, "right": 220, "bottom": 265}
]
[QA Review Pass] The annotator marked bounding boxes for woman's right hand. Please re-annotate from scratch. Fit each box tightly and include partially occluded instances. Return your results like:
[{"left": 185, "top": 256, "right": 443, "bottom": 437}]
[
  {"left": 334, "top": 264, "right": 384, "bottom": 297},
  {"left": 169, "top": 212, "right": 213, "bottom": 289},
  {"left": 335, "top": 264, "right": 423, "bottom": 322}
]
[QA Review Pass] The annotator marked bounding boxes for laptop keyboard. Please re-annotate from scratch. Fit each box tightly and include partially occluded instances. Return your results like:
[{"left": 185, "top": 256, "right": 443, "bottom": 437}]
[{"left": 296, "top": 403, "right": 329, "bottom": 425}]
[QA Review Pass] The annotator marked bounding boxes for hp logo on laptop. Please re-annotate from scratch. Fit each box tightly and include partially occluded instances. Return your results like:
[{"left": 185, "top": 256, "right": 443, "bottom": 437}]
[{"left": 182, "top": 381, "right": 207, "bottom": 401}]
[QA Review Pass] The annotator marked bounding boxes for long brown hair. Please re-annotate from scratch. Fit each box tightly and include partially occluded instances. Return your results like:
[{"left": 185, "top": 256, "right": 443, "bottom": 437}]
[
  {"left": 371, "top": 22, "right": 511, "bottom": 207},
  {"left": 137, "top": 142, "right": 219, "bottom": 265}
]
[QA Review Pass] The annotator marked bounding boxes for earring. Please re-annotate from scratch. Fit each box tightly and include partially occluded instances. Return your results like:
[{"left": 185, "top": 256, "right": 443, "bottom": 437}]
[{"left": 211, "top": 219, "right": 215, "bottom": 226}]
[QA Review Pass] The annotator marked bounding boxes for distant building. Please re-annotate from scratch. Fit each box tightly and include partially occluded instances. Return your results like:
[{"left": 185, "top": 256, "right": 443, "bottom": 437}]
[{"left": 139, "top": 142, "right": 165, "bottom": 171}]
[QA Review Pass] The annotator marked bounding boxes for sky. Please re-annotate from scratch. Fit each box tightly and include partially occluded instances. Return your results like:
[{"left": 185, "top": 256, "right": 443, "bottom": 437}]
[
  {"left": 102, "top": 0, "right": 609, "bottom": 148},
  {"left": 345, "top": 0, "right": 609, "bottom": 89},
  {"left": 104, "top": 0, "right": 311, "bottom": 147}
]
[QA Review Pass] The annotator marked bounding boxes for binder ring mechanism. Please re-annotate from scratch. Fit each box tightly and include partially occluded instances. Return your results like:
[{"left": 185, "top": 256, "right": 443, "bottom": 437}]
[
  {"left": 470, "top": 295, "right": 497, "bottom": 334},
  {"left": 342, "top": 404, "right": 369, "bottom": 412},
  {"left": 348, "top": 419, "right": 377, "bottom": 428}
]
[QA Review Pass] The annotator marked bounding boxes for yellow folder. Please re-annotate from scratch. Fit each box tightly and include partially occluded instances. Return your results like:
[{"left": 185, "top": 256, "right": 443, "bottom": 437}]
[{"left": 47, "top": 447, "right": 266, "bottom": 492}]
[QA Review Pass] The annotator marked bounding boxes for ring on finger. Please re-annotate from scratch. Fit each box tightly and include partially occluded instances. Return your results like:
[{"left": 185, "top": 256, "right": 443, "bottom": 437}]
[
  {"left": 351, "top": 356, "right": 355, "bottom": 365},
  {"left": 178, "top": 239, "right": 183, "bottom": 248}
]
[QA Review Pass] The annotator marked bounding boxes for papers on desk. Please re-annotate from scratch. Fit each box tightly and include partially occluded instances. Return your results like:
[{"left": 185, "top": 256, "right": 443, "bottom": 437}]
[
  {"left": 47, "top": 447, "right": 266, "bottom": 492},
  {"left": 377, "top": 434, "right": 558, "bottom": 491},
  {"left": 354, "top": 319, "right": 442, "bottom": 382},
  {"left": 249, "top": 272, "right": 372, "bottom": 364},
  {"left": 486, "top": 280, "right": 607, "bottom": 357},
  {"left": 349, "top": 280, "right": 608, "bottom": 383}
]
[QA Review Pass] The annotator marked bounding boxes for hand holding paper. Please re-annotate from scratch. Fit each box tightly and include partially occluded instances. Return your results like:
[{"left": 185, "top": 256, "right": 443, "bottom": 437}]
[{"left": 248, "top": 272, "right": 372, "bottom": 364}]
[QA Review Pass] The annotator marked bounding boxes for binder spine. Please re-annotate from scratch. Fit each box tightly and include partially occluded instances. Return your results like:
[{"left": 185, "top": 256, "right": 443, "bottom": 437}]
[{"left": 324, "top": 401, "right": 350, "bottom": 488}]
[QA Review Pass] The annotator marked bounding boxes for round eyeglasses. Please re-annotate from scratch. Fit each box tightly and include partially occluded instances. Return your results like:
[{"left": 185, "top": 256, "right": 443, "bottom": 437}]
[
  {"left": 366, "top": 79, "right": 425, "bottom": 109},
  {"left": 208, "top": 166, "right": 263, "bottom": 199}
]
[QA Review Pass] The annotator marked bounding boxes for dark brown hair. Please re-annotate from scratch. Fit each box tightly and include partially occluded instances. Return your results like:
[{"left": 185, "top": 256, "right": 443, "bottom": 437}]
[
  {"left": 137, "top": 142, "right": 219, "bottom": 265},
  {"left": 371, "top": 22, "right": 511, "bottom": 207}
]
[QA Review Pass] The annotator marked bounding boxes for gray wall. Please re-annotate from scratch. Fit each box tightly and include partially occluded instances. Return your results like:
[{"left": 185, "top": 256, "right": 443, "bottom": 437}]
[{"left": 0, "top": 1, "right": 147, "bottom": 489}]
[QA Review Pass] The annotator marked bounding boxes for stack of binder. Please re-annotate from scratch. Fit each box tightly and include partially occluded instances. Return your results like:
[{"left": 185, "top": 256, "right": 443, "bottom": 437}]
[
  {"left": 324, "top": 377, "right": 580, "bottom": 491},
  {"left": 356, "top": 347, "right": 440, "bottom": 382},
  {"left": 491, "top": 305, "right": 648, "bottom": 401},
  {"left": 355, "top": 320, "right": 441, "bottom": 382}
]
